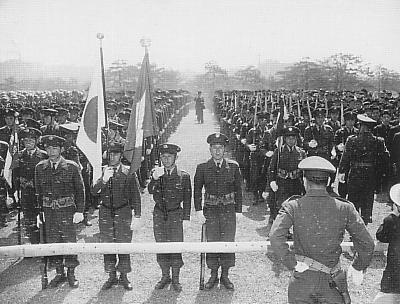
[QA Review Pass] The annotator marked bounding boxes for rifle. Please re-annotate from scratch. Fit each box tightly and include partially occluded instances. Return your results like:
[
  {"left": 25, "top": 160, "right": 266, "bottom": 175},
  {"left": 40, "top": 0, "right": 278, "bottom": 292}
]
[
  {"left": 199, "top": 223, "right": 207, "bottom": 290},
  {"left": 37, "top": 194, "right": 48, "bottom": 289}
]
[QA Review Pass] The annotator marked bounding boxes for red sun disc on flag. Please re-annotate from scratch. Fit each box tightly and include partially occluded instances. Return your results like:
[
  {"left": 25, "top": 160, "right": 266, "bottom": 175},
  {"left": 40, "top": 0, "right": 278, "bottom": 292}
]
[{"left": 83, "top": 96, "right": 98, "bottom": 143}]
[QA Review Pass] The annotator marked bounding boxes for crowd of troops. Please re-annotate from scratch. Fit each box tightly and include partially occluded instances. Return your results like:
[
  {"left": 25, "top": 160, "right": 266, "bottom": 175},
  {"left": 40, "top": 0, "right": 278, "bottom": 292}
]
[{"left": 215, "top": 88, "right": 399, "bottom": 225}]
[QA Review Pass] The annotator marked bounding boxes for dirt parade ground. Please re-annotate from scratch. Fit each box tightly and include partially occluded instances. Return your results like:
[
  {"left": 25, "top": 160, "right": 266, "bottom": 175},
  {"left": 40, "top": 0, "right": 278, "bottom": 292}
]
[{"left": 0, "top": 100, "right": 392, "bottom": 304}]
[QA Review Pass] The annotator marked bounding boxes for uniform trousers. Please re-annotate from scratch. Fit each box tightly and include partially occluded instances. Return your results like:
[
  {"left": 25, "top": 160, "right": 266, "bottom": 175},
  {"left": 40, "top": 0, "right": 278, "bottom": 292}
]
[
  {"left": 204, "top": 204, "right": 236, "bottom": 270},
  {"left": 44, "top": 206, "right": 79, "bottom": 268},
  {"left": 288, "top": 270, "right": 343, "bottom": 304},
  {"left": 153, "top": 206, "right": 184, "bottom": 269}
]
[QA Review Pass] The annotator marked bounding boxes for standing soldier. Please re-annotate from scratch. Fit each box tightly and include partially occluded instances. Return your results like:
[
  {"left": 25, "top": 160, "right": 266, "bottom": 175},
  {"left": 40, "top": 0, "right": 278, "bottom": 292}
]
[
  {"left": 13, "top": 127, "right": 47, "bottom": 243},
  {"left": 148, "top": 143, "right": 191, "bottom": 292},
  {"left": 267, "top": 126, "right": 306, "bottom": 223},
  {"left": 334, "top": 111, "right": 358, "bottom": 198},
  {"left": 338, "top": 114, "right": 390, "bottom": 224},
  {"left": 40, "top": 109, "right": 62, "bottom": 137},
  {"left": 194, "top": 133, "right": 242, "bottom": 290},
  {"left": 270, "top": 156, "right": 375, "bottom": 303},
  {"left": 92, "top": 142, "right": 141, "bottom": 291},
  {"left": 0, "top": 141, "right": 8, "bottom": 226},
  {"left": 0, "top": 108, "right": 18, "bottom": 144},
  {"left": 327, "top": 107, "right": 341, "bottom": 134},
  {"left": 35, "top": 135, "right": 85, "bottom": 288},
  {"left": 194, "top": 91, "right": 205, "bottom": 124}
]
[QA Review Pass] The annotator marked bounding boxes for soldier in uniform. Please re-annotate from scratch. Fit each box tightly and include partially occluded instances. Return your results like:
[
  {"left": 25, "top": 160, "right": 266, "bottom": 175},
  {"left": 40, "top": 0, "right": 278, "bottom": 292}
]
[
  {"left": 92, "top": 142, "right": 141, "bottom": 291},
  {"left": 194, "top": 133, "right": 242, "bottom": 290},
  {"left": 56, "top": 108, "right": 69, "bottom": 125},
  {"left": 0, "top": 141, "right": 8, "bottom": 226},
  {"left": 68, "top": 106, "right": 80, "bottom": 123},
  {"left": 267, "top": 126, "right": 306, "bottom": 223},
  {"left": 334, "top": 111, "right": 358, "bottom": 198},
  {"left": 194, "top": 91, "right": 205, "bottom": 124},
  {"left": 13, "top": 127, "right": 47, "bottom": 243},
  {"left": 270, "top": 156, "right": 375, "bottom": 303},
  {"left": 35, "top": 135, "right": 85, "bottom": 288},
  {"left": 40, "top": 108, "right": 62, "bottom": 137},
  {"left": 338, "top": 114, "right": 390, "bottom": 224},
  {"left": 148, "top": 143, "right": 191, "bottom": 292},
  {"left": 0, "top": 108, "right": 18, "bottom": 144},
  {"left": 327, "top": 107, "right": 341, "bottom": 134}
]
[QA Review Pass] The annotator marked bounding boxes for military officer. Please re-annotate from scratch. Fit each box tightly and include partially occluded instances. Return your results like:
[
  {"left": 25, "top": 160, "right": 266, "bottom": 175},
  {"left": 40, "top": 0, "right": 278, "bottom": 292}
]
[
  {"left": 270, "top": 156, "right": 375, "bottom": 303},
  {"left": 35, "top": 135, "right": 85, "bottom": 288},
  {"left": 0, "top": 108, "right": 18, "bottom": 144},
  {"left": 194, "top": 133, "right": 242, "bottom": 290},
  {"left": 13, "top": 127, "right": 47, "bottom": 243},
  {"left": 338, "top": 114, "right": 390, "bottom": 224},
  {"left": 92, "top": 142, "right": 141, "bottom": 291},
  {"left": 333, "top": 111, "right": 358, "bottom": 198},
  {"left": 148, "top": 143, "right": 191, "bottom": 292},
  {"left": 267, "top": 126, "right": 306, "bottom": 223},
  {"left": 40, "top": 108, "right": 62, "bottom": 137},
  {"left": 194, "top": 91, "right": 205, "bottom": 124}
]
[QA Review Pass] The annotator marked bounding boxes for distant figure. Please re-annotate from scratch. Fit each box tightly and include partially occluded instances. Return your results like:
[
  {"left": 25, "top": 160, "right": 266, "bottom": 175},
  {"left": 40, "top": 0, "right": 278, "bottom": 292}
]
[{"left": 194, "top": 91, "right": 205, "bottom": 124}]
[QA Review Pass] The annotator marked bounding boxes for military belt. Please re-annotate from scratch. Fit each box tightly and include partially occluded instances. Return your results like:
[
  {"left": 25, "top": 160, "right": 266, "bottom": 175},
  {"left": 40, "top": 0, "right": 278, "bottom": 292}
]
[
  {"left": 101, "top": 202, "right": 129, "bottom": 210},
  {"left": 42, "top": 196, "right": 75, "bottom": 209},
  {"left": 295, "top": 254, "right": 341, "bottom": 274},
  {"left": 204, "top": 192, "right": 235, "bottom": 206},
  {"left": 277, "top": 168, "right": 301, "bottom": 180},
  {"left": 155, "top": 204, "right": 181, "bottom": 213},
  {"left": 352, "top": 162, "right": 374, "bottom": 168}
]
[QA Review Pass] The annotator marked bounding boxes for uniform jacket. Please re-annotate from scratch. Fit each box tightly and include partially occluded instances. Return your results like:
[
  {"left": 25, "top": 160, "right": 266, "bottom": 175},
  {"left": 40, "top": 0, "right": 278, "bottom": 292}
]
[
  {"left": 303, "top": 124, "right": 334, "bottom": 158},
  {"left": 390, "top": 132, "right": 400, "bottom": 163},
  {"left": 376, "top": 213, "right": 400, "bottom": 293},
  {"left": 0, "top": 125, "right": 13, "bottom": 144},
  {"left": 194, "top": 158, "right": 242, "bottom": 213},
  {"left": 374, "top": 123, "right": 391, "bottom": 145},
  {"left": 35, "top": 156, "right": 85, "bottom": 213},
  {"left": 268, "top": 145, "right": 306, "bottom": 182},
  {"left": 338, "top": 131, "right": 389, "bottom": 175},
  {"left": 40, "top": 124, "right": 62, "bottom": 137},
  {"left": 92, "top": 164, "right": 141, "bottom": 216},
  {"left": 270, "top": 189, "right": 375, "bottom": 270},
  {"left": 148, "top": 167, "right": 191, "bottom": 220}
]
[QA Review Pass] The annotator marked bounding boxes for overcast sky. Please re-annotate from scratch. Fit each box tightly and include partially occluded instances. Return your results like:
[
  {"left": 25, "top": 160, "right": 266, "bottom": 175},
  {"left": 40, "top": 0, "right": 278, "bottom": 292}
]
[{"left": 0, "top": 0, "right": 399, "bottom": 73}]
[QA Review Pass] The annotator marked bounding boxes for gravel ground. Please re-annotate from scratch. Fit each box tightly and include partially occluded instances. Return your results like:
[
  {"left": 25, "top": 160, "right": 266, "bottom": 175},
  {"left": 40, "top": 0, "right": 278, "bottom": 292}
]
[{"left": 0, "top": 100, "right": 391, "bottom": 304}]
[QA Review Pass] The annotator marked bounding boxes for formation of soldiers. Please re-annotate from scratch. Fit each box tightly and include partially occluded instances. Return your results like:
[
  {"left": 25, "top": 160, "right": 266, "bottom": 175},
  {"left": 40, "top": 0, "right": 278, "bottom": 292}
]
[{"left": 215, "top": 88, "right": 398, "bottom": 225}]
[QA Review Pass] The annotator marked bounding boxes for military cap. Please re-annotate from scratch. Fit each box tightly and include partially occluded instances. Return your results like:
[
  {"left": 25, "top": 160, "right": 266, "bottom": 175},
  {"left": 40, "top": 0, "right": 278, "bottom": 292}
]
[
  {"left": 313, "top": 108, "right": 326, "bottom": 118},
  {"left": 390, "top": 183, "right": 400, "bottom": 206},
  {"left": 42, "top": 108, "right": 58, "bottom": 116},
  {"left": 59, "top": 123, "right": 80, "bottom": 134},
  {"left": 257, "top": 112, "right": 270, "bottom": 120},
  {"left": 118, "top": 111, "right": 130, "bottom": 121},
  {"left": 19, "top": 127, "right": 42, "bottom": 139},
  {"left": 381, "top": 109, "right": 391, "bottom": 117},
  {"left": 283, "top": 126, "right": 300, "bottom": 137},
  {"left": 69, "top": 105, "right": 80, "bottom": 113},
  {"left": 357, "top": 114, "right": 376, "bottom": 124},
  {"left": 298, "top": 156, "right": 336, "bottom": 182},
  {"left": 107, "top": 102, "right": 117, "bottom": 110},
  {"left": 301, "top": 107, "right": 310, "bottom": 115},
  {"left": 109, "top": 120, "right": 124, "bottom": 130},
  {"left": 343, "top": 111, "right": 356, "bottom": 121},
  {"left": 56, "top": 107, "right": 69, "bottom": 116},
  {"left": 41, "top": 135, "right": 65, "bottom": 148},
  {"left": 108, "top": 142, "right": 124, "bottom": 153},
  {"left": 159, "top": 143, "right": 181, "bottom": 155},
  {"left": 20, "top": 107, "right": 36, "bottom": 116},
  {"left": 329, "top": 107, "right": 340, "bottom": 114},
  {"left": 3, "top": 108, "right": 17, "bottom": 117},
  {"left": 25, "top": 118, "right": 41, "bottom": 130},
  {"left": 207, "top": 133, "right": 229, "bottom": 146}
]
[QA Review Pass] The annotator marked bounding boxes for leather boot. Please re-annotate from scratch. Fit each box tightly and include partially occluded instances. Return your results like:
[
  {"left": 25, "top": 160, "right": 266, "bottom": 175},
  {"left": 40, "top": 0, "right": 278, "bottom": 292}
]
[
  {"left": 49, "top": 266, "right": 67, "bottom": 288},
  {"left": 171, "top": 267, "right": 182, "bottom": 292},
  {"left": 220, "top": 267, "right": 234, "bottom": 290},
  {"left": 119, "top": 273, "right": 133, "bottom": 290},
  {"left": 67, "top": 267, "right": 79, "bottom": 288},
  {"left": 204, "top": 269, "right": 219, "bottom": 290},
  {"left": 155, "top": 267, "right": 171, "bottom": 289},
  {"left": 102, "top": 270, "right": 118, "bottom": 290}
]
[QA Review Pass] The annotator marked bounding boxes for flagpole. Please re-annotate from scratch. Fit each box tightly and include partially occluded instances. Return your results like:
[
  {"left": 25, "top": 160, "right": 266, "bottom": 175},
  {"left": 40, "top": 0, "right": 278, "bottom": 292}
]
[{"left": 97, "top": 33, "right": 109, "bottom": 159}]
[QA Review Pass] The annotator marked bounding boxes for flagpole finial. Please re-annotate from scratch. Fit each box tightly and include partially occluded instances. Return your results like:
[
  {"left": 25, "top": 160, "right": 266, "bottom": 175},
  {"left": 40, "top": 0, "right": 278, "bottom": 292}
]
[
  {"left": 97, "top": 33, "right": 104, "bottom": 47},
  {"left": 140, "top": 37, "right": 151, "bottom": 53}
]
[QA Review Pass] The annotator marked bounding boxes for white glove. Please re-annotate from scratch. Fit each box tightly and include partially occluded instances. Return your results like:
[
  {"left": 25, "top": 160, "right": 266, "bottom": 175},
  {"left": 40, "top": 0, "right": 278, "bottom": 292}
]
[
  {"left": 249, "top": 144, "right": 257, "bottom": 152},
  {"left": 347, "top": 265, "right": 364, "bottom": 286},
  {"left": 262, "top": 191, "right": 268, "bottom": 199},
  {"left": 294, "top": 262, "right": 309, "bottom": 273},
  {"left": 308, "top": 139, "right": 318, "bottom": 148},
  {"left": 73, "top": 212, "right": 84, "bottom": 224},
  {"left": 102, "top": 167, "right": 115, "bottom": 183},
  {"left": 338, "top": 173, "right": 346, "bottom": 183},
  {"left": 36, "top": 214, "right": 43, "bottom": 228},
  {"left": 240, "top": 138, "right": 247, "bottom": 144},
  {"left": 265, "top": 151, "right": 274, "bottom": 157},
  {"left": 235, "top": 134, "right": 240, "bottom": 140},
  {"left": 337, "top": 143, "right": 345, "bottom": 152},
  {"left": 146, "top": 148, "right": 152, "bottom": 155},
  {"left": 270, "top": 181, "right": 278, "bottom": 192},
  {"left": 152, "top": 166, "right": 165, "bottom": 180}
]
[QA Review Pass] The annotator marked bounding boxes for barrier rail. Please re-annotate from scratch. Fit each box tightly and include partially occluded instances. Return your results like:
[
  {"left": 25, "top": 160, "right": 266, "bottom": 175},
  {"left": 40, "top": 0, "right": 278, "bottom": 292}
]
[{"left": 0, "top": 241, "right": 387, "bottom": 258}]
